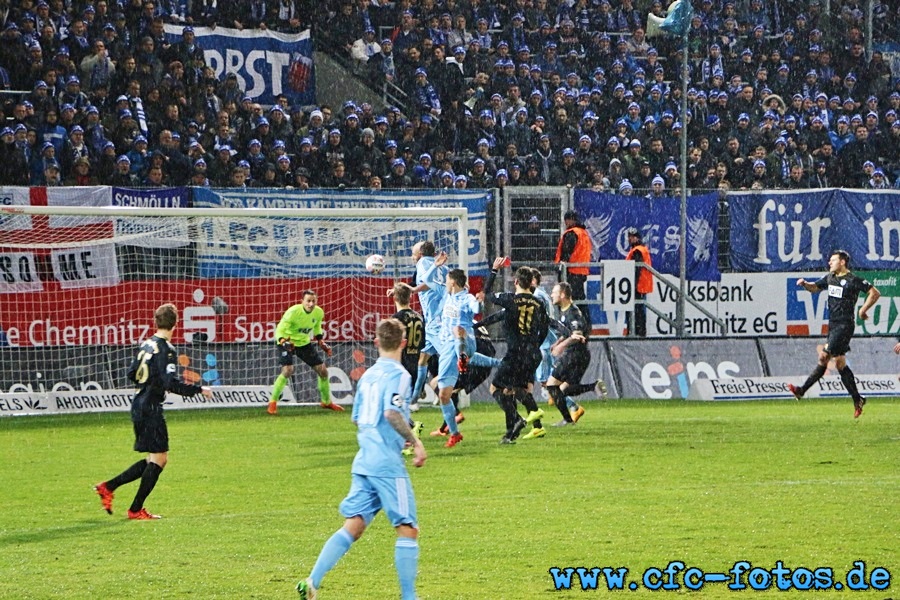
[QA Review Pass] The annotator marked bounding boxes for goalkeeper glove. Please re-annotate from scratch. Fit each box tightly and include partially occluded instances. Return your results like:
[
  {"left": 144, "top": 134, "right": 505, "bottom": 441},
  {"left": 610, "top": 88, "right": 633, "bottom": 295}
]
[
  {"left": 278, "top": 337, "right": 294, "bottom": 351},
  {"left": 317, "top": 338, "right": 333, "bottom": 357}
]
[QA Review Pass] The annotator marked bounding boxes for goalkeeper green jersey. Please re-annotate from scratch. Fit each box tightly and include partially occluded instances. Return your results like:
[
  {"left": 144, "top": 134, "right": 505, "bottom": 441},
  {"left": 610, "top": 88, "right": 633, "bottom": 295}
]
[{"left": 275, "top": 304, "right": 325, "bottom": 347}]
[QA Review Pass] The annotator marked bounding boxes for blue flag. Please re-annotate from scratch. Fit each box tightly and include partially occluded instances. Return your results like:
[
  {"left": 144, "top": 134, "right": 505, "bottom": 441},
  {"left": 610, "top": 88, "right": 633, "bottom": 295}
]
[{"left": 660, "top": 0, "right": 693, "bottom": 37}]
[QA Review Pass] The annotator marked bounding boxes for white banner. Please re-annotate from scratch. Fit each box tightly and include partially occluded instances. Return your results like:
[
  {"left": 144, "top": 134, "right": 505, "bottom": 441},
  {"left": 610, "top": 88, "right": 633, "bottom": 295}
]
[
  {"left": 0, "top": 187, "right": 33, "bottom": 231},
  {"left": 0, "top": 251, "right": 42, "bottom": 293},
  {"left": 51, "top": 244, "right": 120, "bottom": 289},
  {"left": 47, "top": 186, "right": 112, "bottom": 228},
  {"left": 0, "top": 386, "right": 301, "bottom": 417},
  {"left": 688, "top": 375, "right": 900, "bottom": 401}
]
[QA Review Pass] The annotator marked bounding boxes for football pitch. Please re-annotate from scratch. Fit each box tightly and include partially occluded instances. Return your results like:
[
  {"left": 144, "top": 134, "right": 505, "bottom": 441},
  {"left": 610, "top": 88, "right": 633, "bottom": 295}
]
[{"left": 2, "top": 398, "right": 897, "bottom": 599}]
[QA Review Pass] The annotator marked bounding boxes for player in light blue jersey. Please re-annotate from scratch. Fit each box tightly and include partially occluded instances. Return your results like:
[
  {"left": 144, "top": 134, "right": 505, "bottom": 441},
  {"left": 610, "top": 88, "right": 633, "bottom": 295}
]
[
  {"left": 297, "top": 318, "right": 426, "bottom": 600},
  {"left": 530, "top": 268, "right": 557, "bottom": 395},
  {"left": 389, "top": 240, "right": 448, "bottom": 412},
  {"left": 421, "top": 251, "right": 499, "bottom": 447}
]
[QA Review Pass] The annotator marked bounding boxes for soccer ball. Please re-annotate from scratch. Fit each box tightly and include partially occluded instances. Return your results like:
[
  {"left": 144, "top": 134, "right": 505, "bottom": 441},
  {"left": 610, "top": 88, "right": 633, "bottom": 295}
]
[{"left": 365, "top": 254, "right": 385, "bottom": 274}]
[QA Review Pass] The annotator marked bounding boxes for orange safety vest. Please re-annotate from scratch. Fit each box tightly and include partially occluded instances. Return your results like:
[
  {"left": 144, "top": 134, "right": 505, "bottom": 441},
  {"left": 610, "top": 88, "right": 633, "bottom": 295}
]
[
  {"left": 554, "top": 226, "right": 592, "bottom": 275},
  {"left": 626, "top": 243, "right": 653, "bottom": 294}
]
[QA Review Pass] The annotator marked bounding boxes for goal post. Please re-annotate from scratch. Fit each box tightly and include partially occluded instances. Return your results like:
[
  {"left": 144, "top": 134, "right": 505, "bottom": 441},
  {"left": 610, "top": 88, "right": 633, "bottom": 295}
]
[{"left": 0, "top": 202, "right": 473, "bottom": 408}]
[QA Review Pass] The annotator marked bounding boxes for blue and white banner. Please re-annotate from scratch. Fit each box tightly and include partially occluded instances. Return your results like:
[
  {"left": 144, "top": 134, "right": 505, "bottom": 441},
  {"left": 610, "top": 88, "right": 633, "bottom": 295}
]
[
  {"left": 191, "top": 188, "right": 491, "bottom": 278},
  {"left": 574, "top": 190, "right": 720, "bottom": 281},
  {"left": 729, "top": 189, "right": 900, "bottom": 272},
  {"left": 164, "top": 25, "right": 315, "bottom": 106}
]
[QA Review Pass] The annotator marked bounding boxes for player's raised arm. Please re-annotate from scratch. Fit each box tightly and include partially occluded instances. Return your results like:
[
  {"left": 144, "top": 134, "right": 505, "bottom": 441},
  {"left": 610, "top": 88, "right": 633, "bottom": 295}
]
[
  {"left": 388, "top": 281, "right": 423, "bottom": 297},
  {"left": 422, "top": 260, "right": 446, "bottom": 289},
  {"left": 481, "top": 256, "right": 509, "bottom": 302}
]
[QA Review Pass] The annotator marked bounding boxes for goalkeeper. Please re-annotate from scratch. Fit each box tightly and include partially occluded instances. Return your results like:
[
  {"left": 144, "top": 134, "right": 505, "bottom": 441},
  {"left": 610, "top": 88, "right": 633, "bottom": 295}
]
[{"left": 267, "top": 290, "right": 344, "bottom": 414}]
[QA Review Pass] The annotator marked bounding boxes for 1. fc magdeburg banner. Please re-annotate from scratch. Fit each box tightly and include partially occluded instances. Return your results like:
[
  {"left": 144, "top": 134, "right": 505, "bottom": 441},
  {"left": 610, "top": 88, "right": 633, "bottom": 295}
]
[
  {"left": 163, "top": 25, "right": 315, "bottom": 106},
  {"left": 191, "top": 188, "right": 490, "bottom": 278}
]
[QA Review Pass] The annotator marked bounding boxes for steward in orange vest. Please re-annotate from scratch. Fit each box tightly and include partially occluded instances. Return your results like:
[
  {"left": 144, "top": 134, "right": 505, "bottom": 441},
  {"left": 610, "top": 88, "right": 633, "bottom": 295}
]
[
  {"left": 555, "top": 210, "right": 593, "bottom": 333},
  {"left": 625, "top": 227, "right": 652, "bottom": 337}
]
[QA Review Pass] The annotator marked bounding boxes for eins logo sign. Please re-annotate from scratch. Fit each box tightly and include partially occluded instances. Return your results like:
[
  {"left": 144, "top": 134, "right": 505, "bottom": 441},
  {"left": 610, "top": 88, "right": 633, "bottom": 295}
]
[{"left": 641, "top": 345, "right": 740, "bottom": 399}]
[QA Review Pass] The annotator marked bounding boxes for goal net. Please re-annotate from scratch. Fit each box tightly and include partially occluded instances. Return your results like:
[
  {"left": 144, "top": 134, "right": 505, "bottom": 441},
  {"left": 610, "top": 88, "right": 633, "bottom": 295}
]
[{"left": 0, "top": 193, "right": 479, "bottom": 408}]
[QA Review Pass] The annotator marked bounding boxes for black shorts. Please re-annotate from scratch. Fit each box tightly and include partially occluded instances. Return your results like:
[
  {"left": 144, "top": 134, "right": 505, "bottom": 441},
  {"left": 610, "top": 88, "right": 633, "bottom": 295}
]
[
  {"left": 551, "top": 347, "right": 590, "bottom": 384},
  {"left": 459, "top": 365, "right": 491, "bottom": 394},
  {"left": 824, "top": 322, "right": 854, "bottom": 357},
  {"left": 493, "top": 346, "right": 541, "bottom": 390},
  {"left": 278, "top": 343, "right": 323, "bottom": 368},
  {"left": 133, "top": 412, "right": 169, "bottom": 453}
]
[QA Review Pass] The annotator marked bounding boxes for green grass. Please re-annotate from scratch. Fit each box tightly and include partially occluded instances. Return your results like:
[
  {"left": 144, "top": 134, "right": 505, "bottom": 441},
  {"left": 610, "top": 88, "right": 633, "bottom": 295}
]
[{"left": 1, "top": 398, "right": 898, "bottom": 599}]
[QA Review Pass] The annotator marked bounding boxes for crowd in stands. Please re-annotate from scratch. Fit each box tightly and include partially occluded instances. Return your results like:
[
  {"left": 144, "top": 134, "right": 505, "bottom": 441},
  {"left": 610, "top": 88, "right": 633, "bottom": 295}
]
[{"left": 0, "top": 0, "right": 899, "bottom": 194}]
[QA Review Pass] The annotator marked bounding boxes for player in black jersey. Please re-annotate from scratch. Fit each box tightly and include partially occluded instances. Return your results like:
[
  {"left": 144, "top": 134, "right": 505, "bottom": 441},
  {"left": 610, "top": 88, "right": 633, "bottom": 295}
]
[
  {"left": 392, "top": 283, "right": 426, "bottom": 451},
  {"left": 482, "top": 257, "right": 550, "bottom": 442},
  {"left": 94, "top": 304, "right": 212, "bottom": 519},
  {"left": 392, "top": 283, "right": 426, "bottom": 394},
  {"left": 547, "top": 281, "right": 607, "bottom": 426},
  {"left": 789, "top": 250, "right": 880, "bottom": 418}
]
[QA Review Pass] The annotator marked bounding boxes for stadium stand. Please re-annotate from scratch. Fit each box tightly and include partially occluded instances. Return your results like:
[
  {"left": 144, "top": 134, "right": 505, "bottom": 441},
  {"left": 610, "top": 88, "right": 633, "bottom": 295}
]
[{"left": 0, "top": 0, "right": 898, "bottom": 193}]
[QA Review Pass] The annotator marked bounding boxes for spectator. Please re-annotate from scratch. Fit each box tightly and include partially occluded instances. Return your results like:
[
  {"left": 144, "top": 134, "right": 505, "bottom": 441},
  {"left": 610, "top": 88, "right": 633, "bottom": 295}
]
[
  {"left": 80, "top": 38, "right": 116, "bottom": 92},
  {"left": 108, "top": 155, "right": 138, "bottom": 186},
  {"left": 350, "top": 28, "right": 380, "bottom": 72},
  {"left": 43, "top": 160, "right": 63, "bottom": 186},
  {"left": 66, "top": 155, "right": 99, "bottom": 185}
]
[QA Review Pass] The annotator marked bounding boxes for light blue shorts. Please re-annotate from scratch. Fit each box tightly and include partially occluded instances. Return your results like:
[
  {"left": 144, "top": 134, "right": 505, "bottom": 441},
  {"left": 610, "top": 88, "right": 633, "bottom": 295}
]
[
  {"left": 436, "top": 335, "right": 475, "bottom": 389},
  {"left": 422, "top": 326, "right": 441, "bottom": 356},
  {"left": 339, "top": 473, "right": 418, "bottom": 528},
  {"left": 535, "top": 346, "right": 553, "bottom": 383}
]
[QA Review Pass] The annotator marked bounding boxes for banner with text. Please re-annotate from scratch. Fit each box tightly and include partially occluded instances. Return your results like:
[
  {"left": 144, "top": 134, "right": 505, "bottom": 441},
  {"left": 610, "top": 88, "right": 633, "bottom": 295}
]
[
  {"left": 0, "top": 386, "right": 295, "bottom": 417},
  {"left": 0, "top": 186, "right": 119, "bottom": 292},
  {"left": 163, "top": 25, "right": 315, "bottom": 106},
  {"left": 688, "top": 374, "right": 900, "bottom": 401},
  {"left": 192, "top": 188, "right": 490, "bottom": 278},
  {"left": 760, "top": 337, "right": 900, "bottom": 378},
  {"left": 112, "top": 187, "right": 190, "bottom": 248},
  {"left": 729, "top": 189, "right": 900, "bottom": 272},
  {"left": 612, "top": 338, "right": 765, "bottom": 399},
  {"left": 0, "top": 278, "right": 410, "bottom": 347},
  {"left": 574, "top": 189, "right": 720, "bottom": 280},
  {"left": 588, "top": 271, "right": 899, "bottom": 338},
  {"left": 0, "top": 339, "right": 621, "bottom": 414}
]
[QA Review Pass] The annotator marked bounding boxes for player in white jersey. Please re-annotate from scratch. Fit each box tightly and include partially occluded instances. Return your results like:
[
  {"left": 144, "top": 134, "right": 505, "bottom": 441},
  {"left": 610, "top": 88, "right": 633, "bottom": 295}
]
[{"left": 297, "top": 318, "right": 426, "bottom": 600}]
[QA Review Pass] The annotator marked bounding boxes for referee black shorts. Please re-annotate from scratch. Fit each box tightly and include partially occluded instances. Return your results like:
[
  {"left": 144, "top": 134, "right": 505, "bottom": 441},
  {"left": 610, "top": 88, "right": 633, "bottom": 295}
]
[
  {"left": 824, "top": 322, "right": 855, "bottom": 357},
  {"left": 133, "top": 412, "right": 169, "bottom": 453},
  {"left": 278, "top": 343, "right": 323, "bottom": 368},
  {"left": 551, "top": 347, "right": 591, "bottom": 385},
  {"left": 493, "top": 346, "right": 541, "bottom": 390}
]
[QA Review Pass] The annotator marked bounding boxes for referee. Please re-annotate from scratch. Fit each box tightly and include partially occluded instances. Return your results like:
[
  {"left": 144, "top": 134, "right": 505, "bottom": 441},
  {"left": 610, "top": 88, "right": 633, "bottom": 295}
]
[{"left": 789, "top": 251, "right": 880, "bottom": 418}]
